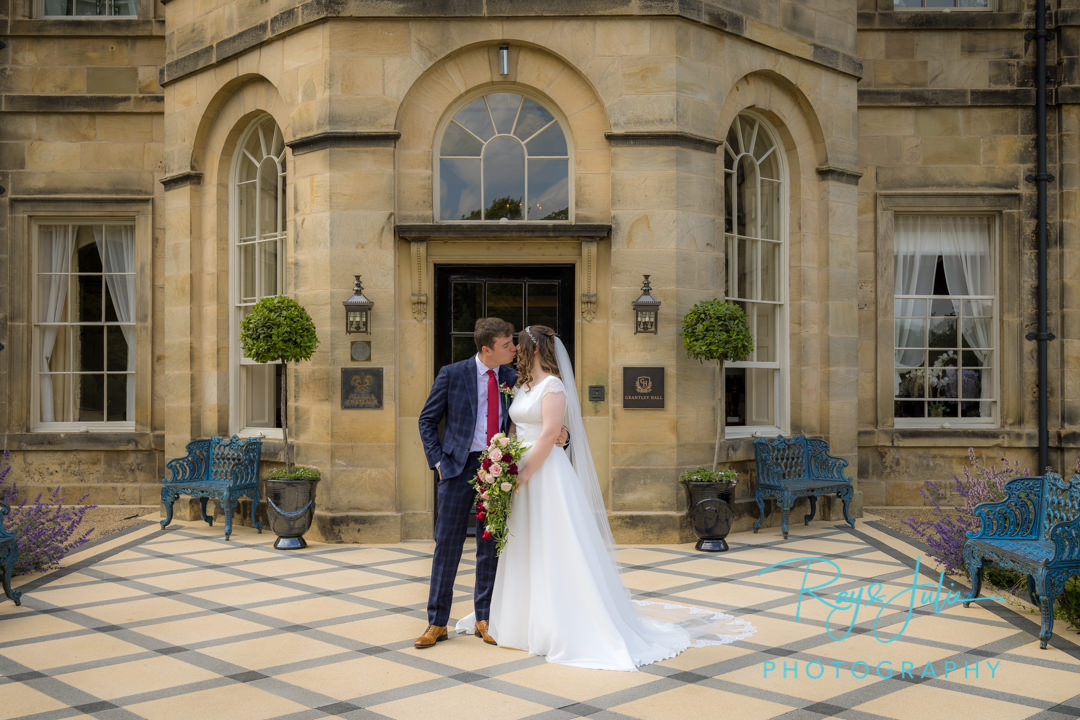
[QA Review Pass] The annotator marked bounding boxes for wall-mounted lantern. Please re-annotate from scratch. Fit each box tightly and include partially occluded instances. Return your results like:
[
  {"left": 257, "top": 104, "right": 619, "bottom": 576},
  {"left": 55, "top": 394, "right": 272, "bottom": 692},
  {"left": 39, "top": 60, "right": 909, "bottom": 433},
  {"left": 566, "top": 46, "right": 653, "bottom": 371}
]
[
  {"left": 499, "top": 45, "right": 510, "bottom": 76},
  {"left": 632, "top": 274, "right": 661, "bottom": 334},
  {"left": 343, "top": 275, "right": 374, "bottom": 334}
]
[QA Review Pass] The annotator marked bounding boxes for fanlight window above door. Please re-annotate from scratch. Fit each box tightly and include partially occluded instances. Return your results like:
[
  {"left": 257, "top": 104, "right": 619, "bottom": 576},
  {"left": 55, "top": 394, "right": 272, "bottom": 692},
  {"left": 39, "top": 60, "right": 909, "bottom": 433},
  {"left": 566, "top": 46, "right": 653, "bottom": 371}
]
[{"left": 439, "top": 93, "right": 570, "bottom": 222}]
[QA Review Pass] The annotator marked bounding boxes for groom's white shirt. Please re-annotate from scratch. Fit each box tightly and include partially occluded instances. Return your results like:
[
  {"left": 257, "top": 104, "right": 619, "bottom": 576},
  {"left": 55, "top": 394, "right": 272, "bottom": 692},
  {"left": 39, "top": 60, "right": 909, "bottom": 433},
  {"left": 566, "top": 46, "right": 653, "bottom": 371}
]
[{"left": 470, "top": 354, "right": 502, "bottom": 452}]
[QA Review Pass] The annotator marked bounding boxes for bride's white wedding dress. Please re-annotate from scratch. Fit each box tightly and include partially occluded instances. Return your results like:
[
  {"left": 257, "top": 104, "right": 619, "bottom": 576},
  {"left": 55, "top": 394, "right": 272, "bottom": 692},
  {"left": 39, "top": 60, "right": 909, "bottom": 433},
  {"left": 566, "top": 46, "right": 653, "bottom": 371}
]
[{"left": 477, "top": 373, "right": 755, "bottom": 671}]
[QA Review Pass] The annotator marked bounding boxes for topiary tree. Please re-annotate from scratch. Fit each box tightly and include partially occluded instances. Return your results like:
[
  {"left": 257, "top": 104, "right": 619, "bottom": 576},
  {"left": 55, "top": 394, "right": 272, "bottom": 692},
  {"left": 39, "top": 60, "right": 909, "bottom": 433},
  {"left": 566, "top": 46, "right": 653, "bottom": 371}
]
[
  {"left": 680, "top": 299, "right": 753, "bottom": 471},
  {"left": 240, "top": 296, "right": 320, "bottom": 472}
]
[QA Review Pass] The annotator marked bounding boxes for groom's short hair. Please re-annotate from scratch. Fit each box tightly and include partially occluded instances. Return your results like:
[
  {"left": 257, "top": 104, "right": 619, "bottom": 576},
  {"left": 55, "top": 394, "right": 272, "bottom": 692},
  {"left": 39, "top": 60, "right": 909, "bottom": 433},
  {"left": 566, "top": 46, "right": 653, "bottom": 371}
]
[{"left": 474, "top": 317, "right": 514, "bottom": 351}]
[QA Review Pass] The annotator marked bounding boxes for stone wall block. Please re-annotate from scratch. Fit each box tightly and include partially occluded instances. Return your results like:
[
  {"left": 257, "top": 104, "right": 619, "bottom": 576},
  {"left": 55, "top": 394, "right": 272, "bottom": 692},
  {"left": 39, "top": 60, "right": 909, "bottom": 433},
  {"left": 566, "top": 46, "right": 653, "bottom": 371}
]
[{"left": 610, "top": 467, "right": 678, "bottom": 512}]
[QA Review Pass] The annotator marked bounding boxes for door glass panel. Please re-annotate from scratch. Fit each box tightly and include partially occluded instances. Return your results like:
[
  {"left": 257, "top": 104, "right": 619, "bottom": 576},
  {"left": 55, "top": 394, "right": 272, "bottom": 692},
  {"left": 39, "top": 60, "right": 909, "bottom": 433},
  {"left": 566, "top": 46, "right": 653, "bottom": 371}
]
[
  {"left": 526, "top": 283, "right": 559, "bottom": 329},
  {"left": 452, "top": 281, "right": 483, "bottom": 332},
  {"left": 452, "top": 336, "right": 476, "bottom": 363},
  {"left": 486, "top": 282, "right": 524, "bottom": 330}
]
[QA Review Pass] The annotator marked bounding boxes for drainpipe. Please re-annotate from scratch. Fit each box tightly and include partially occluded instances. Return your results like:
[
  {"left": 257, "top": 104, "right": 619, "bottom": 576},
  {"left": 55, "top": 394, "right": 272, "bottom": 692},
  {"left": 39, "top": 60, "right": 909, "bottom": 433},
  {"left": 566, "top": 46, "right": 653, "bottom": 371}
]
[{"left": 1026, "top": 0, "right": 1054, "bottom": 472}]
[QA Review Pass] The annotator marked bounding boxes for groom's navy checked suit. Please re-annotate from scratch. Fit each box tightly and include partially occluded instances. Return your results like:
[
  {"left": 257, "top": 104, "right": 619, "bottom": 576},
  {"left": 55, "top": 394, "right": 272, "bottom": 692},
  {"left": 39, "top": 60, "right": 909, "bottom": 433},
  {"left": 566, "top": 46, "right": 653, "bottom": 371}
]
[{"left": 419, "top": 356, "right": 516, "bottom": 627}]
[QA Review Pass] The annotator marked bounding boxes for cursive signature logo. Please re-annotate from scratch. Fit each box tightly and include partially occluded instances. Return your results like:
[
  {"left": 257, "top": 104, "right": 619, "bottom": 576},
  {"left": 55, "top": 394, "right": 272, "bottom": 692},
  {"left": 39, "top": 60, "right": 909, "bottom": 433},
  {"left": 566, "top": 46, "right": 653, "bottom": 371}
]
[{"left": 758, "top": 556, "right": 1003, "bottom": 643}]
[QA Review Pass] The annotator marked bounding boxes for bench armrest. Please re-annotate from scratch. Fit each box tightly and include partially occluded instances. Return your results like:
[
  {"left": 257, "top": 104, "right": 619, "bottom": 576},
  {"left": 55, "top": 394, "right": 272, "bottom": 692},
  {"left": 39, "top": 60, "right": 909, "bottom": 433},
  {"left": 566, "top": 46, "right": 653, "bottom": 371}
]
[
  {"left": 967, "top": 475, "right": 1044, "bottom": 540},
  {"left": 806, "top": 439, "right": 850, "bottom": 483},
  {"left": 1050, "top": 516, "right": 1080, "bottom": 563},
  {"left": 164, "top": 439, "right": 211, "bottom": 484}
]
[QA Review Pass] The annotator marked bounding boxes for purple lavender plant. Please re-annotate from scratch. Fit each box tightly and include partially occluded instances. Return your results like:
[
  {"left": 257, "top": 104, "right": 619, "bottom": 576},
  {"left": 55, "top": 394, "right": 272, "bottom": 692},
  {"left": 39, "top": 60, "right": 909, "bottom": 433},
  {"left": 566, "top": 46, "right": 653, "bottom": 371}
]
[
  {"left": 903, "top": 448, "right": 1027, "bottom": 575},
  {"left": 0, "top": 449, "right": 95, "bottom": 575}
]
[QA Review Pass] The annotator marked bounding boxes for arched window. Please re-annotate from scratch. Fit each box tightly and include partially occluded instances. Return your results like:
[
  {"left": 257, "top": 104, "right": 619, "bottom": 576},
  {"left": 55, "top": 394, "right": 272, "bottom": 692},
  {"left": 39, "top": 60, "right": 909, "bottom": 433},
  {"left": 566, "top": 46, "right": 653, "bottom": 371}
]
[
  {"left": 230, "top": 115, "right": 286, "bottom": 433},
  {"left": 723, "top": 113, "right": 787, "bottom": 434},
  {"left": 438, "top": 93, "right": 570, "bottom": 221}
]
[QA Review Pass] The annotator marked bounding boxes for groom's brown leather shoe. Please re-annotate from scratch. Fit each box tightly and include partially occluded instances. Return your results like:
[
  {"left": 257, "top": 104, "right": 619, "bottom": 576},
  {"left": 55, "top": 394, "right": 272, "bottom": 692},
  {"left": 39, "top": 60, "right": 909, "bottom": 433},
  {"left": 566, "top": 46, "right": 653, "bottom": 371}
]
[
  {"left": 474, "top": 619, "right": 497, "bottom": 645},
  {"left": 413, "top": 625, "right": 447, "bottom": 649}
]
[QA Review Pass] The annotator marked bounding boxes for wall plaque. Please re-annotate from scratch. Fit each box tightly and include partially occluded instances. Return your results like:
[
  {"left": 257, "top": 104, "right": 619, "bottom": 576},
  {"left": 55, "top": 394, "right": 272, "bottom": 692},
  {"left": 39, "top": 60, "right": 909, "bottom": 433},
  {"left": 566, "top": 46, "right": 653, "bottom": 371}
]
[
  {"left": 341, "top": 368, "right": 383, "bottom": 409},
  {"left": 622, "top": 367, "right": 664, "bottom": 408}
]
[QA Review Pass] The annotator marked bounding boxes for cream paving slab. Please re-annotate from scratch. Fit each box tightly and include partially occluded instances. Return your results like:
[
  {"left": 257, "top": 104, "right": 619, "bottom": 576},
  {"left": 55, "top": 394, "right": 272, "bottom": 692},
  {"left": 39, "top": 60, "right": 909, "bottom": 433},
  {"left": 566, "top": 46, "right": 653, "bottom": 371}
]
[
  {"left": 132, "top": 568, "right": 251, "bottom": 592},
  {"left": 368, "top": 557, "right": 441, "bottom": 579},
  {"left": 0, "top": 632, "right": 146, "bottom": 671},
  {"left": 356, "top": 580, "right": 430, "bottom": 607},
  {"left": 91, "top": 557, "right": 201, "bottom": 578},
  {"left": 0, "top": 681, "right": 71, "bottom": 719},
  {"left": 276, "top": 655, "right": 443, "bottom": 699},
  {"left": 250, "top": 595, "right": 374, "bottom": 623},
  {"left": 133, "top": 614, "right": 273, "bottom": 645},
  {"left": 24, "top": 576, "right": 146, "bottom": 606},
  {"left": 496, "top": 657, "right": 659, "bottom": 700},
  {"left": 610, "top": 683, "right": 796, "bottom": 720},
  {"left": 620, "top": 568, "right": 703, "bottom": 593},
  {"left": 405, "top": 634, "right": 520, "bottom": 671},
  {"left": 886, "top": 607, "right": 1023, "bottom": 646},
  {"left": 671, "top": 578, "right": 793, "bottom": 610},
  {"left": 186, "top": 580, "right": 311, "bottom": 606},
  {"left": 809, "top": 630, "right": 956, "bottom": 668},
  {"left": 973, "top": 656, "right": 1080, "bottom": 701},
  {"left": 366, "top": 681, "right": 551, "bottom": 720},
  {"left": 657, "top": 640, "right": 757, "bottom": 670},
  {"left": 72, "top": 595, "right": 207, "bottom": 625},
  {"left": 232, "top": 555, "right": 346, "bottom": 578},
  {"left": 196, "top": 633, "right": 352, "bottom": 670},
  {"left": 282, "top": 567, "right": 385, "bottom": 591},
  {"left": 124, "top": 682, "right": 311, "bottom": 720},
  {"left": 0, "top": 611, "right": 90, "bottom": 643},
  {"left": 854, "top": 682, "right": 1038, "bottom": 720},
  {"left": 736, "top": 614, "right": 832, "bottom": 646},
  {"left": 322, "top": 613, "right": 432, "bottom": 646},
  {"left": 52, "top": 654, "right": 222, "bottom": 700}
]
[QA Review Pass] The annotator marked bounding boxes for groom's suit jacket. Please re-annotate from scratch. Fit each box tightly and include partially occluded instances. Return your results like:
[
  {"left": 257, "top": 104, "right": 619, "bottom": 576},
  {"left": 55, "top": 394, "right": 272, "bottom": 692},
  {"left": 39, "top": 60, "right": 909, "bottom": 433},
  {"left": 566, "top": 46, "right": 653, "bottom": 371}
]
[{"left": 419, "top": 357, "right": 517, "bottom": 480}]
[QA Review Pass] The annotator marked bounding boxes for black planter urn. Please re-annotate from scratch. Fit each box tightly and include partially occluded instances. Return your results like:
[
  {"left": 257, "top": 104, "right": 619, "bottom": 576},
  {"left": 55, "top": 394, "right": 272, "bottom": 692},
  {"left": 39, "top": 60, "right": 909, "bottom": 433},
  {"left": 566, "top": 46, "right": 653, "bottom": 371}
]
[
  {"left": 682, "top": 480, "right": 735, "bottom": 552},
  {"left": 265, "top": 474, "right": 319, "bottom": 549}
]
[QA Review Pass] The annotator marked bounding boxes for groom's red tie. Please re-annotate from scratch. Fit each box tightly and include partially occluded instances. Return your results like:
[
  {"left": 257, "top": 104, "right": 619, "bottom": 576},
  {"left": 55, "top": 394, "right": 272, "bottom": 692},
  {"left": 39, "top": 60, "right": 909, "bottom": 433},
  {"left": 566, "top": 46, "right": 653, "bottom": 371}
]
[{"left": 486, "top": 369, "right": 499, "bottom": 444}]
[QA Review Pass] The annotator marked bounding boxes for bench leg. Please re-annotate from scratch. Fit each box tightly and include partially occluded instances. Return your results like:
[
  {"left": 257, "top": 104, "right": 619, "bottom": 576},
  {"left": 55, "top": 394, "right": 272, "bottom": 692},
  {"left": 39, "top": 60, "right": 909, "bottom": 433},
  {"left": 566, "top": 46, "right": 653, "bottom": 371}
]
[
  {"left": 222, "top": 492, "right": 235, "bottom": 541},
  {"left": 1, "top": 541, "right": 21, "bottom": 606},
  {"left": 199, "top": 498, "right": 213, "bottom": 527},
  {"left": 1037, "top": 570, "right": 1065, "bottom": 649},
  {"left": 753, "top": 493, "right": 765, "bottom": 533},
  {"left": 780, "top": 498, "right": 792, "bottom": 540},
  {"left": 249, "top": 491, "right": 263, "bottom": 533},
  {"left": 160, "top": 489, "right": 177, "bottom": 529},
  {"left": 839, "top": 488, "right": 855, "bottom": 529},
  {"left": 962, "top": 545, "right": 983, "bottom": 607},
  {"left": 804, "top": 496, "right": 817, "bottom": 526}
]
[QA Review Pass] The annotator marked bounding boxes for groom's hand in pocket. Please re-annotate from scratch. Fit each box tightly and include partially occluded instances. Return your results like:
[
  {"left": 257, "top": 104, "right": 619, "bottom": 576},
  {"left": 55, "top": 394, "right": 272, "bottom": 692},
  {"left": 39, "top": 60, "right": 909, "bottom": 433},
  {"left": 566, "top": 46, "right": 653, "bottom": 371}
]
[{"left": 555, "top": 426, "right": 569, "bottom": 448}]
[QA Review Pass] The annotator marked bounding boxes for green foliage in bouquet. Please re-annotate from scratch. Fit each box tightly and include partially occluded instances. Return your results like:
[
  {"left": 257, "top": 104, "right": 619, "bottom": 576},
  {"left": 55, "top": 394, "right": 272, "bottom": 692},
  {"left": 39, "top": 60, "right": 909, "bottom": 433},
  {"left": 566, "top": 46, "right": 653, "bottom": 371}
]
[
  {"left": 239, "top": 295, "right": 320, "bottom": 472},
  {"left": 471, "top": 433, "right": 530, "bottom": 555}
]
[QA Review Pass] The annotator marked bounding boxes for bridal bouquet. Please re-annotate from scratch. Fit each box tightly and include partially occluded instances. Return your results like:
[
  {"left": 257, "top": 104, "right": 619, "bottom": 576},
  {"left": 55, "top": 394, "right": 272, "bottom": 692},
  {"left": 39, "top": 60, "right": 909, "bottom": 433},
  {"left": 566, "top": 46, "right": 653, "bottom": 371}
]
[{"left": 471, "top": 432, "right": 529, "bottom": 555}]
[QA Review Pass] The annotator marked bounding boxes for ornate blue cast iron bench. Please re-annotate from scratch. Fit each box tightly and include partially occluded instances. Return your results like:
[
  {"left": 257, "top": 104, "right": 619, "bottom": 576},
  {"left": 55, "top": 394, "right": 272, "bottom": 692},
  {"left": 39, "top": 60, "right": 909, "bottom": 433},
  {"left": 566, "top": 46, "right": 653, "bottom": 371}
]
[
  {"left": 160, "top": 435, "right": 263, "bottom": 540},
  {"left": 1, "top": 502, "right": 22, "bottom": 605},
  {"left": 752, "top": 434, "right": 855, "bottom": 539},
  {"left": 963, "top": 472, "right": 1080, "bottom": 648}
]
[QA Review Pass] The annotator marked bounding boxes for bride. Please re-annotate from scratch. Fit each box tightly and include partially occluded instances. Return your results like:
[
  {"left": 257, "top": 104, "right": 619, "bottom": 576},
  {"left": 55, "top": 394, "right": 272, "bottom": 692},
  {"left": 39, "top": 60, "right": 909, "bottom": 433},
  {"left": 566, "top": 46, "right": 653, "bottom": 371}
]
[{"left": 461, "top": 324, "right": 755, "bottom": 671}]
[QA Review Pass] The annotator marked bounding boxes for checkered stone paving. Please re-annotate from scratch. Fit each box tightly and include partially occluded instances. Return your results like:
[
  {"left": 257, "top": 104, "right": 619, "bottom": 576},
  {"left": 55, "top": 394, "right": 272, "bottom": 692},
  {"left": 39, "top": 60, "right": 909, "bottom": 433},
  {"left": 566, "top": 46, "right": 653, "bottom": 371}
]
[{"left": 2, "top": 516, "right": 1079, "bottom": 720}]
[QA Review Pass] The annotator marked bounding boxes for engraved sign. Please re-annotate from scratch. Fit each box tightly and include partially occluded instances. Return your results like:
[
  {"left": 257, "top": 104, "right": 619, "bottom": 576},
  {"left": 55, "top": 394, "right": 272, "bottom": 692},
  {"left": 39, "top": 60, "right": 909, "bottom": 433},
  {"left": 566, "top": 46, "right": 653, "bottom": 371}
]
[
  {"left": 622, "top": 367, "right": 664, "bottom": 409},
  {"left": 341, "top": 368, "right": 383, "bottom": 409}
]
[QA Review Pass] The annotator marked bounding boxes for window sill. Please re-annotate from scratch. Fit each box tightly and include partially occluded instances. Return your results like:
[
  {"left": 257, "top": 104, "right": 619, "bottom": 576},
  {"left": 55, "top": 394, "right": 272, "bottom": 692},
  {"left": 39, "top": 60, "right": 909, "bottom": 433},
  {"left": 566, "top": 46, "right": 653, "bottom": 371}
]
[
  {"left": 9, "top": 17, "right": 164, "bottom": 36},
  {"left": 6, "top": 430, "right": 162, "bottom": 451}
]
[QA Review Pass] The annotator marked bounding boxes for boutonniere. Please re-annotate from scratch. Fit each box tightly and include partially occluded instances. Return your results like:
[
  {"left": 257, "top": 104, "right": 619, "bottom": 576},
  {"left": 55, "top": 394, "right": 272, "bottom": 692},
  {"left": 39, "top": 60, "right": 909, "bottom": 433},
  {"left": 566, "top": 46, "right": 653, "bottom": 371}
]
[{"left": 499, "top": 383, "right": 515, "bottom": 401}]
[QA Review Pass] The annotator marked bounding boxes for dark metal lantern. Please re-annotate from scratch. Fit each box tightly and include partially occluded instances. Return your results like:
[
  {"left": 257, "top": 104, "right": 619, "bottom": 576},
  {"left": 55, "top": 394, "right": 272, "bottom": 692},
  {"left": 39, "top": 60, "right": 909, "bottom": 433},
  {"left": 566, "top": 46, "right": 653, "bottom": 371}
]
[
  {"left": 632, "top": 274, "right": 661, "bottom": 334},
  {"left": 343, "top": 275, "right": 374, "bottom": 334}
]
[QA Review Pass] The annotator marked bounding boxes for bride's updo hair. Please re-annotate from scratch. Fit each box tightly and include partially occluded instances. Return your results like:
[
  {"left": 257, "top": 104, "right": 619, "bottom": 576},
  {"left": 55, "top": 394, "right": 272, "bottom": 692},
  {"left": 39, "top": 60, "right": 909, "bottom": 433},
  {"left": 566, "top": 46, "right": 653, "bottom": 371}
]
[{"left": 516, "top": 325, "right": 560, "bottom": 389}]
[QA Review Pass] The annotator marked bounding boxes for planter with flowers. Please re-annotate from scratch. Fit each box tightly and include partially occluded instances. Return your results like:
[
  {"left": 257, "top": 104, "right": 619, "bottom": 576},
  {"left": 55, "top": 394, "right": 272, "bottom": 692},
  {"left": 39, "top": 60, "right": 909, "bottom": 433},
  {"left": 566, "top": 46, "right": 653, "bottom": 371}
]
[
  {"left": 680, "top": 467, "right": 738, "bottom": 551},
  {"left": 240, "top": 295, "right": 321, "bottom": 550}
]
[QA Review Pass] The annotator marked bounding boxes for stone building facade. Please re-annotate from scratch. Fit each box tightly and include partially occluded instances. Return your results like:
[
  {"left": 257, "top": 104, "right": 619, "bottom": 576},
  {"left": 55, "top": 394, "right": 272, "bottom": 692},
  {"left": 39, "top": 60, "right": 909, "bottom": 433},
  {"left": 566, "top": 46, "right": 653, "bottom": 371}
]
[{"left": 0, "top": 0, "right": 1074, "bottom": 543}]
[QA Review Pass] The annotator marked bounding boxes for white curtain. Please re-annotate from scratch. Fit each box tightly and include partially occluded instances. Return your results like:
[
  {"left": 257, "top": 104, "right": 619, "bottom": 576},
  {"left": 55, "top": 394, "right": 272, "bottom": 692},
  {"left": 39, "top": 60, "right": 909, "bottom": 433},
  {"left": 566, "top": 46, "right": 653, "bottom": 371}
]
[
  {"left": 39, "top": 226, "right": 76, "bottom": 423},
  {"left": 893, "top": 216, "right": 938, "bottom": 388},
  {"left": 95, "top": 226, "right": 136, "bottom": 420}
]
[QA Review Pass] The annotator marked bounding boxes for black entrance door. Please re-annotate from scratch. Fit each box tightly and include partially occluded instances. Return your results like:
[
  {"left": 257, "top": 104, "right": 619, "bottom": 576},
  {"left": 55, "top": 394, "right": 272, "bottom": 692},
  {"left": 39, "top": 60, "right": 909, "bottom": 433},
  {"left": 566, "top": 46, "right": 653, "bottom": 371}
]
[
  {"left": 432, "top": 264, "right": 575, "bottom": 534},
  {"left": 433, "top": 265, "right": 575, "bottom": 369}
]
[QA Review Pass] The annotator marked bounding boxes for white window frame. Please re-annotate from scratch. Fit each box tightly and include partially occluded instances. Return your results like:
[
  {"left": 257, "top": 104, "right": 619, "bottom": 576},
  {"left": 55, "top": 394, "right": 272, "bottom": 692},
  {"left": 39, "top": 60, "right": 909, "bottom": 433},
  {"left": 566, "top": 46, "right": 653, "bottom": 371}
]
[
  {"left": 434, "top": 88, "right": 574, "bottom": 223},
  {"left": 31, "top": 218, "right": 138, "bottom": 432},
  {"left": 892, "top": 213, "right": 999, "bottom": 429},
  {"left": 723, "top": 111, "right": 789, "bottom": 439},
  {"left": 39, "top": 0, "right": 137, "bottom": 17},
  {"left": 228, "top": 115, "right": 286, "bottom": 438}
]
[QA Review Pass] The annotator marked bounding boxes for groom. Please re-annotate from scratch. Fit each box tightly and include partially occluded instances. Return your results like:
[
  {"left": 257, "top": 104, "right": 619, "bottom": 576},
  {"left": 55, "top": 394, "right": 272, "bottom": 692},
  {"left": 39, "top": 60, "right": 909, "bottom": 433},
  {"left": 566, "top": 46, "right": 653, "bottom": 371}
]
[{"left": 415, "top": 317, "right": 518, "bottom": 648}]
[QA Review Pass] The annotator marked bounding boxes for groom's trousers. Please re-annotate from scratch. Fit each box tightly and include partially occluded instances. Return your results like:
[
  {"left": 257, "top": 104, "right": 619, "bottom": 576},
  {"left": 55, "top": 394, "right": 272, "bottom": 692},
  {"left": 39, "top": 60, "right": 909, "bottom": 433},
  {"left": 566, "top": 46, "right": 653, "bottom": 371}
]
[{"left": 427, "top": 451, "right": 498, "bottom": 627}]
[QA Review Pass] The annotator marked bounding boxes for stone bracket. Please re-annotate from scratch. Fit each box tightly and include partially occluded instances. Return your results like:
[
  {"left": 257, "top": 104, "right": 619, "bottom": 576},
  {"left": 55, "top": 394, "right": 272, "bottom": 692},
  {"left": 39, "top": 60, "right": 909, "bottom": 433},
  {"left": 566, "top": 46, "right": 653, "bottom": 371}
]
[{"left": 410, "top": 239, "right": 428, "bottom": 322}]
